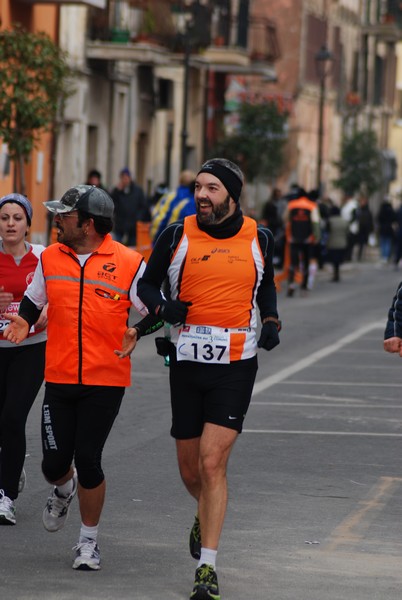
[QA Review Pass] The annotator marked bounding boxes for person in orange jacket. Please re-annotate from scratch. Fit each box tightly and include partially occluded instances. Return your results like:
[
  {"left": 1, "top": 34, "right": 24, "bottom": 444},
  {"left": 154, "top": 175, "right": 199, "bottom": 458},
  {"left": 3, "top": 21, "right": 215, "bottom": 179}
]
[
  {"left": 283, "top": 186, "right": 321, "bottom": 297},
  {"left": 3, "top": 185, "right": 162, "bottom": 571}
]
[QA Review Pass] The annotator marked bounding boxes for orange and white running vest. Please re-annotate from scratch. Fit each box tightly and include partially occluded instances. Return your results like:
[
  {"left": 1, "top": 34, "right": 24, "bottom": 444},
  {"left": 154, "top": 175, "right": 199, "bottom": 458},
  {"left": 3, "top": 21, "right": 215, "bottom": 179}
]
[{"left": 168, "top": 215, "right": 265, "bottom": 362}]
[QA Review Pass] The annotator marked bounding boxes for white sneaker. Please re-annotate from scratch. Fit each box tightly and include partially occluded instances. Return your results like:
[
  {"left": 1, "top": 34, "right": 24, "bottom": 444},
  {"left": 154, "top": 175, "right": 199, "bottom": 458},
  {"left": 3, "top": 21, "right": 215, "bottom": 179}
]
[
  {"left": 72, "top": 539, "right": 101, "bottom": 570},
  {"left": 18, "top": 468, "right": 26, "bottom": 493},
  {"left": 0, "top": 489, "right": 16, "bottom": 525},
  {"left": 42, "top": 470, "right": 78, "bottom": 532}
]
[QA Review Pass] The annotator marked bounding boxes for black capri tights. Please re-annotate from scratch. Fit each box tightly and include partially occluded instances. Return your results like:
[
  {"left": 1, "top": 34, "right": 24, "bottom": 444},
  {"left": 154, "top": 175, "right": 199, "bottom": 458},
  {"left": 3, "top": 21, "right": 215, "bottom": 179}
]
[{"left": 41, "top": 383, "right": 124, "bottom": 489}]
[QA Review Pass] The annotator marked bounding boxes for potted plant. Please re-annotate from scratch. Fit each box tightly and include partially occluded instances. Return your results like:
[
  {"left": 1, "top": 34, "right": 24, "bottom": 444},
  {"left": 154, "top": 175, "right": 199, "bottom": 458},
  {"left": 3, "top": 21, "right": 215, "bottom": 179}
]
[
  {"left": 135, "top": 8, "right": 156, "bottom": 41},
  {"left": 111, "top": 27, "right": 130, "bottom": 43}
]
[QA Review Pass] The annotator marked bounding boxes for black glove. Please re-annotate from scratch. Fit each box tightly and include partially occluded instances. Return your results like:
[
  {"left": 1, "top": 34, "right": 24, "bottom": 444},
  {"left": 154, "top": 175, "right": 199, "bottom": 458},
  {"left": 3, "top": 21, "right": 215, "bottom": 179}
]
[
  {"left": 257, "top": 321, "right": 280, "bottom": 351},
  {"left": 155, "top": 336, "right": 175, "bottom": 357},
  {"left": 158, "top": 300, "right": 192, "bottom": 325}
]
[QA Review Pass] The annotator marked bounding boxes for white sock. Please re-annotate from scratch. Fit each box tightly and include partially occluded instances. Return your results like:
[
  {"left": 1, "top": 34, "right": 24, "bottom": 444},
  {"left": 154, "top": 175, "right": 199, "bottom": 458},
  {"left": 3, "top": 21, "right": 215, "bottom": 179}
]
[
  {"left": 308, "top": 261, "right": 317, "bottom": 288},
  {"left": 198, "top": 548, "right": 217, "bottom": 569},
  {"left": 55, "top": 478, "right": 74, "bottom": 498},
  {"left": 79, "top": 523, "right": 98, "bottom": 543}
]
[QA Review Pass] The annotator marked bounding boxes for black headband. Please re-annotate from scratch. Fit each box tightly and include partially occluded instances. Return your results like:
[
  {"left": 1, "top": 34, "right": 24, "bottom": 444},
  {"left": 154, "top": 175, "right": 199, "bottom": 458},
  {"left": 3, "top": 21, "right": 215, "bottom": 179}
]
[{"left": 197, "top": 162, "right": 243, "bottom": 203}]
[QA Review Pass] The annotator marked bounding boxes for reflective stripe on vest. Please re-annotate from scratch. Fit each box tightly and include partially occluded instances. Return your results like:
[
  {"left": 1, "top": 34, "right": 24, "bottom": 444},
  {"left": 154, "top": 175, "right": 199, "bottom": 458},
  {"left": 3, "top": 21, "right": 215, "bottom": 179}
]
[{"left": 42, "top": 234, "right": 143, "bottom": 386}]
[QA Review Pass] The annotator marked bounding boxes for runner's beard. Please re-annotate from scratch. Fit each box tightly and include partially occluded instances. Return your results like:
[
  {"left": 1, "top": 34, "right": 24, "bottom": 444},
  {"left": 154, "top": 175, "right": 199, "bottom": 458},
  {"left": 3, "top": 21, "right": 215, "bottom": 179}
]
[{"left": 196, "top": 194, "right": 231, "bottom": 225}]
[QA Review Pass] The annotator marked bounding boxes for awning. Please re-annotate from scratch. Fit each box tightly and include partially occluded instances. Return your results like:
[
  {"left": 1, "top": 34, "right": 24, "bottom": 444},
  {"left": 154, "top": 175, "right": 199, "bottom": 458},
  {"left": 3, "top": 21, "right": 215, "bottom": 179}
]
[
  {"left": 85, "top": 40, "right": 277, "bottom": 81},
  {"left": 190, "top": 57, "right": 277, "bottom": 82}
]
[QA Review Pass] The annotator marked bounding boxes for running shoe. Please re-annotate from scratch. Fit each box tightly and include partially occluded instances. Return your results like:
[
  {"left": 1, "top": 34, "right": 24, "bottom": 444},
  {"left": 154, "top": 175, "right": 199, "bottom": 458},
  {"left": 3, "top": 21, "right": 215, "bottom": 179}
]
[
  {"left": 42, "top": 470, "right": 78, "bottom": 532},
  {"left": 190, "top": 564, "right": 220, "bottom": 600},
  {"left": 189, "top": 514, "right": 201, "bottom": 559},
  {"left": 18, "top": 468, "right": 26, "bottom": 493},
  {"left": 72, "top": 539, "right": 101, "bottom": 571},
  {"left": 0, "top": 489, "right": 16, "bottom": 525}
]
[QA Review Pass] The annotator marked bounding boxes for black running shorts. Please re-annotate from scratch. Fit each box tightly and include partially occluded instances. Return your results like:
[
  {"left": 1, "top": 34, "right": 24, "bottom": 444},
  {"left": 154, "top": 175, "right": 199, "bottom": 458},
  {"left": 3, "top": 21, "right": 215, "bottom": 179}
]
[
  {"left": 169, "top": 354, "right": 258, "bottom": 439},
  {"left": 41, "top": 383, "right": 124, "bottom": 488}
]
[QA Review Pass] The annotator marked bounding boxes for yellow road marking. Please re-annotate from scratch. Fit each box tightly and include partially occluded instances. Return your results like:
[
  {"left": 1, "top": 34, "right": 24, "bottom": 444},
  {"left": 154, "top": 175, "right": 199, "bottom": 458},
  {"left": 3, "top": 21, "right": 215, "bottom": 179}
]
[{"left": 324, "top": 476, "right": 402, "bottom": 552}]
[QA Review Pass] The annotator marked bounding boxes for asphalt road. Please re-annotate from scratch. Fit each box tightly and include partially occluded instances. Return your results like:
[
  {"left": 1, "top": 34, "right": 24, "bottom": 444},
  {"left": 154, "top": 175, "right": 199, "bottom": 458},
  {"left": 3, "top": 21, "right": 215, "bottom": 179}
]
[{"left": 3, "top": 256, "right": 402, "bottom": 599}]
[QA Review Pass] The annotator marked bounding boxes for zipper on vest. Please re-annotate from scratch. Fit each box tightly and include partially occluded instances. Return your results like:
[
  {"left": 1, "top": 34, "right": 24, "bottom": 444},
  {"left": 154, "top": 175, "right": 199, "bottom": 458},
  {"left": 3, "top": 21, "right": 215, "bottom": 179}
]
[
  {"left": 65, "top": 250, "right": 96, "bottom": 384},
  {"left": 78, "top": 263, "right": 85, "bottom": 384}
]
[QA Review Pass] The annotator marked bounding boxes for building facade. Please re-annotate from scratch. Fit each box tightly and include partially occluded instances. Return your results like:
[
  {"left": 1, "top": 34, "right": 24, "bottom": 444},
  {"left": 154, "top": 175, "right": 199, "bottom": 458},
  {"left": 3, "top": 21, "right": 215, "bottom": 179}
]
[
  {"left": 247, "top": 0, "right": 399, "bottom": 206},
  {"left": 54, "top": 0, "right": 278, "bottom": 206},
  {"left": 0, "top": 0, "right": 61, "bottom": 242},
  {"left": 2, "top": 0, "right": 401, "bottom": 241}
]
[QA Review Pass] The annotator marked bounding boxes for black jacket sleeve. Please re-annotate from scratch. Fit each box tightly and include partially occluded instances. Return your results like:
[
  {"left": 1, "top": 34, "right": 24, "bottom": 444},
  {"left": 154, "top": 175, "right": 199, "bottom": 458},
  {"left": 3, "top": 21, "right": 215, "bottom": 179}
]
[
  {"left": 256, "top": 226, "right": 279, "bottom": 320},
  {"left": 385, "top": 281, "right": 402, "bottom": 339},
  {"left": 137, "top": 223, "right": 184, "bottom": 314},
  {"left": 19, "top": 295, "right": 42, "bottom": 327}
]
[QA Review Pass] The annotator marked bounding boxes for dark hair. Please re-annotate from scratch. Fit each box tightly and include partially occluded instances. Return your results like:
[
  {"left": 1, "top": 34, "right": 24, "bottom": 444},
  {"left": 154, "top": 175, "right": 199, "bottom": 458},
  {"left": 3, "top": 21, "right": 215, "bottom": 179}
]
[
  {"left": 78, "top": 210, "right": 113, "bottom": 235},
  {"left": 88, "top": 169, "right": 101, "bottom": 180},
  {"left": 307, "top": 189, "right": 319, "bottom": 201}
]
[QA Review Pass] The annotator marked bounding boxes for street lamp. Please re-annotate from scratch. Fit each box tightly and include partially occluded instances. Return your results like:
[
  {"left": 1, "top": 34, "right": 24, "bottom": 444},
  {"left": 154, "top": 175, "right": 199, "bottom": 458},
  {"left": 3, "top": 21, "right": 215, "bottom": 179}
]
[
  {"left": 181, "top": 30, "right": 191, "bottom": 171},
  {"left": 315, "top": 45, "right": 334, "bottom": 193},
  {"left": 178, "top": 4, "right": 195, "bottom": 171}
]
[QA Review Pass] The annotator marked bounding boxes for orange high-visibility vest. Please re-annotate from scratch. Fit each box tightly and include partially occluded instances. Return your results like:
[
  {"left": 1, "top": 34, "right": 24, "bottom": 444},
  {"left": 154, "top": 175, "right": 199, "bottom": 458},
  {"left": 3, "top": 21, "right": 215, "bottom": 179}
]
[
  {"left": 42, "top": 234, "right": 143, "bottom": 386},
  {"left": 286, "top": 196, "right": 318, "bottom": 243}
]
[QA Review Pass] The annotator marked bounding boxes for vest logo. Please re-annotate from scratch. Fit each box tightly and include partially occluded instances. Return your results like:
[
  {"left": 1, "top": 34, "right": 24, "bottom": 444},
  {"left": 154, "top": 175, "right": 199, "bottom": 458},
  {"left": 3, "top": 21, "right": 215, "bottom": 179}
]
[
  {"left": 97, "top": 270, "right": 117, "bottom": 281},
  {"left": 103, "top": 262, "right": 117, "bottom": 272},
  {"left": 191, "top": 255, "right": 211, "bottom": 263},
  {"left": 211, "top": 248, "right": 230, "bottom": 254},
  {"left": 228, "top": 255, "right": 247, "bottom": 264},
  {"left": 98, "top": 263, "right": 117, "bottom": 281}
]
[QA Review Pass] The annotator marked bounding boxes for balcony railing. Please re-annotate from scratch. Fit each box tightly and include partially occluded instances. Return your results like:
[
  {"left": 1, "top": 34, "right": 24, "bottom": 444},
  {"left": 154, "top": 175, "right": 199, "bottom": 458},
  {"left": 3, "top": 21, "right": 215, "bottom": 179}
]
[
  {"left": 362, "top": 8, "right": 402, "bottom": 41},
  {"left": 86, "top": 2, "right": 279, "bottom": 65}
]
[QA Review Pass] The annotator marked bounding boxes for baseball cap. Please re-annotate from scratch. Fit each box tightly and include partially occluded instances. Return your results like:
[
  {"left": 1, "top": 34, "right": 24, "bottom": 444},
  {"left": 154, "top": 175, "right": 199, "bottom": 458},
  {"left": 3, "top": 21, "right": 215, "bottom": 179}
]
[
  {"left": 43, "top": 185, "right": 114, "bottom": 218},
  {"left": 0, "top": 193, "right": 33, "bottom": 224},
  {"left": 120, "top": 167, "right": 131, "bottom": 177}
]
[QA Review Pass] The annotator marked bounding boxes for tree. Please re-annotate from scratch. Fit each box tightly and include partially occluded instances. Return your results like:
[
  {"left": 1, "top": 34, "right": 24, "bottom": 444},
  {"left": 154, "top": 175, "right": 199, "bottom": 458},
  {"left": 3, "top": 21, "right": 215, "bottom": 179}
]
[
  {"left": 333, "top": 129, "right": 384, "bottom": 197},
  {"left": 210, "top": 101, "right": 289, "bottom": 182},
  {"left": 0, "top": 25, "right": 74, "bottom": 194}
]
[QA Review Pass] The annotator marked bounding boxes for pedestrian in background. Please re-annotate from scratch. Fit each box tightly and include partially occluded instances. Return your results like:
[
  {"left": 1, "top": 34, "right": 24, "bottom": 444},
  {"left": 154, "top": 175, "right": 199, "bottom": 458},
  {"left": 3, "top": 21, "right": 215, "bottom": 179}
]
[
  {"left": 376, "top": 196, "right": 396, "bottom": 264},
  {"left": 85, "top": 169, "right": 106, "bottom": 190},
  {"left": 150, "top": 170, "right": 196, "bottom": 244},
  {"left": 283, "top": 187, "right": 321, "bottom": 297},
  {"left": 341, "top": 194, "right": 358, "bottom": 261},
  {"left": 325, "top": 205, "right": 349, "bottom": 282},
  {"left": 350, "top": 196, "right": 374, "bottom": 261},
  {"left": 138, "top": 158, "right": 280, "bottom": 600},
  {"left": 260, "top": 187, "right": 285, "bottom": 268},
  {"left": 110, "top": 167, "right": 147, "bottom": 246},
  {"left": 4, "top": 185, "right": 161, "bottom": 569},
  {"left": 0, "top": 194, "right": 47, "bottom": 525},
  {"left": 148, "top": 181, "right": 169, "bottom": 213}
]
